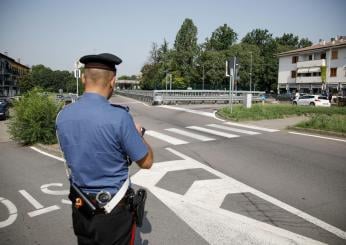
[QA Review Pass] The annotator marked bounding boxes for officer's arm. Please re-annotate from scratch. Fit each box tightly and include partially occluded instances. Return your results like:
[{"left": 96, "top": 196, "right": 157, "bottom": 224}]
[{"left": 136, "top": 138, "right": 153, "bottom": 169}]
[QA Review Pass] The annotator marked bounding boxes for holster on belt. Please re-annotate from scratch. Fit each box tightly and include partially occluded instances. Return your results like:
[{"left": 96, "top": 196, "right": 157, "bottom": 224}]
[
  {"left": 129, "top": 189, "right": 147, "bottom": 227},
  {"left": 69, "top": 184, "right": 98, "bottom": 218}
]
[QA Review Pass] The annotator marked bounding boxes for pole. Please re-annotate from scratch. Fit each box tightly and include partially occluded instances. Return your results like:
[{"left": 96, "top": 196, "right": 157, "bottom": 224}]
[
  {"left": 250, "top": 52, "right": 253, "bottom": 92},
  {"left": 165, "top": 73, "right": 168, "bottom": 91},
  {"left": 169, "top": 74, "right": 172, "bottom": 90},
  {"left": 202, "top": 65, "right": 205, "bottom": 90},
  {"left": 229, "top": 74, "right": 233, "bottom": 113},
  {"left": 76, "top": 75, "right": 79, "bottom": 96}
]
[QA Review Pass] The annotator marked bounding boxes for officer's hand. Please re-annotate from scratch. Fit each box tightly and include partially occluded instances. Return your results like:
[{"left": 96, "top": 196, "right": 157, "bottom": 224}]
[{"left": 135, "top": 123, "right": 143, "bottom": 136}]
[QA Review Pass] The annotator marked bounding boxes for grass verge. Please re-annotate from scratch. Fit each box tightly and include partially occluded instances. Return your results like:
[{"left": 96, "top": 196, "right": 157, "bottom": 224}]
[
  {"left": 217, "top": 104, "right": 346, "bottom": 121},
  {"left": 217, "top": 104, "right": 346, "bottom": 134},
  {"left": 294, "top": 114, "right": 346, "bottom": 134}
]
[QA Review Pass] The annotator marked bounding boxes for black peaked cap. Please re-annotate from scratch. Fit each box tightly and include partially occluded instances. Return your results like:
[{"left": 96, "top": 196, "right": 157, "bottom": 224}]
[{"left": 79, "top": 53, "right": 122, "bottom": 72}]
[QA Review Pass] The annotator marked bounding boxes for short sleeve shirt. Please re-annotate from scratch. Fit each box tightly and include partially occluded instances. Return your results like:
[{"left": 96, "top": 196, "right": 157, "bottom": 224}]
[{"left": 56, "top": 92, "right": 148, "bottom": 194}]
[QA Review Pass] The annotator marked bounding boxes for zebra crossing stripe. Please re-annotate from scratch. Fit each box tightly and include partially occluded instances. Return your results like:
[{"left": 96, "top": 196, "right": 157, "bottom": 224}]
[
  {"left": 186, "top": 126, "right": 239, "bottom": 138},
  {"left": 145, "top": 130, "right": 189, "bottom": 145},
  {"left": 165, "top": 128, "right": 215, "bottom": 142},
  {"left": 207, "top": 124, "right": 260, "bottom": 135},
  {"left": 224, "top": 122, "right": 279, "bottom": 132}
]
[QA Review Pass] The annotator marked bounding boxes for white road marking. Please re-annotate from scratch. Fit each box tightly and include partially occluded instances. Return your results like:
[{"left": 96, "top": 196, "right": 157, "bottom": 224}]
[
  {"left": 61, "top": 199, "right": 72, "bottom": 205},
  {"left": 131, "top": 148, "right": 346, "bottom": 243},
  {"left": 30, "top": 146, "right": 64, "bottom": 162},
  {"left": 165, "top": 128, "right": 215, "bottom": 141},
  {"left": 224, "top": 122, "right": 279, "bottom": 132},
  {"left": 186, "top": 126, "right": 239, "bottom": 138},
  {"left": 19, "top": 190, "right": 44, "bottom": 209},
  {"left": 28, "top": 205, "right": 60, "bottom": 218},
  {"left": 159, "top": 105, "right": 216, "bottom": 118},
  {"left": 289, "top": 131, "right": 346, "bottom": 143},
  {"left": 41, "top": 183, "right": 69, "bottom": 195},
  {"left": 146, "top": 130, "right": 189, "bottom": 145},
  {"left": 207, "top": 124, "right": 261, "bottom": 135},
  {"left": 0, "top": 197, "right": 18, "bottom": 228}
]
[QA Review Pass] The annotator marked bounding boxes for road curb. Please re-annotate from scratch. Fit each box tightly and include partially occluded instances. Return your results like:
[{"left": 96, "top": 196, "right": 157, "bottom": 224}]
[
  {"left": 287, "top": 126, "right": 346, "bottom": 138},
  {"left": 34, "top": 143, "right": 62, "bottom": 158}
]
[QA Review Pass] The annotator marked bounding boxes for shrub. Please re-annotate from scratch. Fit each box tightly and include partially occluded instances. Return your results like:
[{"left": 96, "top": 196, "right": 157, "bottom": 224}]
[{"left": 8, "top": 88, "right": 63, "bottom": 145}]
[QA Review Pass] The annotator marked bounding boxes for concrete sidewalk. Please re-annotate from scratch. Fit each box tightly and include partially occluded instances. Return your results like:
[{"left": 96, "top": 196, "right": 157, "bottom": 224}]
[{"left": 0, "top": 120, "right": 11, "bottom": 143}]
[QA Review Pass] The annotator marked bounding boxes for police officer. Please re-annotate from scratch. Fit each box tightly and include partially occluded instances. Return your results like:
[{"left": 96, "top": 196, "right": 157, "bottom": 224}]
[{"left": 56, "top": 53, "right": 154, "bottom": 245}]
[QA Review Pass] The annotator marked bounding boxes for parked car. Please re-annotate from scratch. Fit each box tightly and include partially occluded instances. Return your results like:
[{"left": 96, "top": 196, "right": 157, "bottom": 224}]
[
  {"left": 293, "top": 95, "right": 331, "bottom": 107},
  {"left": 0, "top": 99, "right": 10, "bottom": 120}
]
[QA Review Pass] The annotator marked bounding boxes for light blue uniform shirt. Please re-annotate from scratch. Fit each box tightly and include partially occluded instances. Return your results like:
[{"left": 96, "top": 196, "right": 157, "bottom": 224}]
[{"left": 56, "top": 93, "right": 148, "bottom": 194}]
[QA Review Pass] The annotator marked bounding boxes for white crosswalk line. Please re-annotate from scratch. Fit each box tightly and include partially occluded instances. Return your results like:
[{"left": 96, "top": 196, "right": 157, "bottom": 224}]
[
  {"left": 207, "top": 124, "right": 261, "bottom": 135},
  {"left": 224, "top": 122, "right": 279, "bottom": 132},
  {"left": 186, "top": 126, "right": 239, "bottom": 138},
  {"left": 165, "top": 128, "right": 215, "bottom": 142},
  {"left": 146, "top": 130, "right": 189, "bottom": 145}
]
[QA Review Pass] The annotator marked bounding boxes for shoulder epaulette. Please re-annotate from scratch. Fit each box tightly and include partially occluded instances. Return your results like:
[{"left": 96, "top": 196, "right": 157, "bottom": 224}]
[{"left": 110, "top": 103, "right": 130, "bottom": 112}]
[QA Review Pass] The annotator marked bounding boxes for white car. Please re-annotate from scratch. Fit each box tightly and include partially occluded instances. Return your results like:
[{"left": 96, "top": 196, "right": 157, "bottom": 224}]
[{"left": 293, "top": 95, "right": 331, "bottom": 107}]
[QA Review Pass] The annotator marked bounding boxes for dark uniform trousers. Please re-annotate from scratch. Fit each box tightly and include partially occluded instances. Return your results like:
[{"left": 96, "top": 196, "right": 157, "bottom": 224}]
[{"left": 72, "top": 204, "right": 134, "bottom": 245}]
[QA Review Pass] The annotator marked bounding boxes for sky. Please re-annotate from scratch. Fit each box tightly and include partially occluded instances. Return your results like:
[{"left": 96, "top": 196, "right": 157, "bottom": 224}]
[{"left": 1, "top": 0, "right": 345, "bottom": 76}]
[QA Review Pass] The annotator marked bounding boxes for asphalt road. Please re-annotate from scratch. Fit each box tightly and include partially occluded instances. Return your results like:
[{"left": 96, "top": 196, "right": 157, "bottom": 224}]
[{"left": 0, "top": 95, "right": 345, "bottom": 245}]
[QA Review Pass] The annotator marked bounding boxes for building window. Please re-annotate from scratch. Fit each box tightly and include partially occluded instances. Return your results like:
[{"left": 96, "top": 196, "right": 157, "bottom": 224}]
[
  {"left": 292, "top": 56, "right": 298, "bottom": 63},
  {"left": 308, "top": 55, "right": 312, "bottom": 60},
  {"left": 331, "top": 50, "right": 338, "bottom": 59},
  {"left": 291, "top": 70, "right": 296, "bottom": 78},
  {"left": 330, "top": 68, "right": 337, "bottom": 77},
  {"left": 320, "top": 53, "right": 326, "bottom": 59}
]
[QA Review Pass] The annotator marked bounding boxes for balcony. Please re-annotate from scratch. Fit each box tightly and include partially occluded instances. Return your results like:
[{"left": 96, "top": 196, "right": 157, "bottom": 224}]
[
  {"left": 297, "top": 59, "right": 326, "bottom": 68},
  {"left": 296, "top": 77, "right": 322, "bottom": 84}
]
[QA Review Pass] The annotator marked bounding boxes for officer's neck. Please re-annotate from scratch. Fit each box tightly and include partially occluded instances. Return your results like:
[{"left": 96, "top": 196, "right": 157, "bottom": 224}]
[{"left": 84, "top": 87, "right": 109, "bottom": 99}]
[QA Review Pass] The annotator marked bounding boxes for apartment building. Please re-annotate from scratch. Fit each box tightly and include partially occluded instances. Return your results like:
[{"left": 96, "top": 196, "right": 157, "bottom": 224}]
[
  {"left": 0, "top": 52, "right": 29, "bottom": 97},
  {"left": 277, "top": 36, "right": 346, "bottom": 96}
]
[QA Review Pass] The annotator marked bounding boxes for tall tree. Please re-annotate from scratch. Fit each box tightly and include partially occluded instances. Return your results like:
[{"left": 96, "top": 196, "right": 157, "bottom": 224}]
[
  {"left": 276, "top": 33, "right": 299, "bottom": 48},
  {"left": 298, "top": 38, "right": 313, "bottom": 48},
  {"left": 173, "top": 18, "right": 198, "bottom": 87},
  {"left": 242, "top": 29, "right": 278, "bottom": 91},
  {"left": 205, "top": 24, "right": 237, "bottom": 51}
]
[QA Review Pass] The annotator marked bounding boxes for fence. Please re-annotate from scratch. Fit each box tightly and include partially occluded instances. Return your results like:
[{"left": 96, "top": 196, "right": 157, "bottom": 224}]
[{"left": 115, "top": 90, "right": 265, "bottom": 105}]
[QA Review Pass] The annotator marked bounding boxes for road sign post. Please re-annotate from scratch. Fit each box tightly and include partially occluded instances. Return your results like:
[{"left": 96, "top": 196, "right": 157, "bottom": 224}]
[{"left": 226, "top": 57, "right": 239, "bottom": 113}]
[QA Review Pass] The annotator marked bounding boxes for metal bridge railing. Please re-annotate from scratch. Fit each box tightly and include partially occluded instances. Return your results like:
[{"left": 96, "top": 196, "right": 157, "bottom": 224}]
[{"left": 115, "top": 90, "right": 265, "bottom": 105}]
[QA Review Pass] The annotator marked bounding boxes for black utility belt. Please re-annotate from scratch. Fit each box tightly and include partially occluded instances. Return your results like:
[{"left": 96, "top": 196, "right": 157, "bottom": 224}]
[{"left": 69, "top": 184, "right": 147, "bottom": 227}]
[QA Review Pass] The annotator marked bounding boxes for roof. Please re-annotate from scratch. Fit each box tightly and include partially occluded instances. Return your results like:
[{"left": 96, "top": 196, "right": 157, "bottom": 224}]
[
  {"left": 0, "top": 52, "right": 30, "bottom": 69},
  {"left": 278, "top": 36, "right": 346, "bottom": 57}
]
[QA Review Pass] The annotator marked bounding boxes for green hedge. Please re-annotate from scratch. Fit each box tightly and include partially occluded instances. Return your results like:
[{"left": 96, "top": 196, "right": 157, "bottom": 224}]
[{"left": 8, "top": 88, "right": 63, "bottom": 145}]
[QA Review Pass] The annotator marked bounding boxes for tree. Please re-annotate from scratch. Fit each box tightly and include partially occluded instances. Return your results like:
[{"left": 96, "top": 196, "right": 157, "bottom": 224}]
[
  {"left": 242, "top": 29, "right": 278, "bottom": 91},
  {"left": 173, "top": 18, "right": 199, "bottom": 87},
  {"left": 298, "top": 38, "right": 313, "bottom": 48},
  {"left": 276, "top": 33, "right": 299, "bottom": 48},
  {"left": 242, "top": 29, "right": 274, "bottom": 53},
  {"left": 140, "top": 40, "right": 172, "bottom": 90},
  {"left": 205, "top": 24, "right": 237, "bottom": 51},
  {"left": 18, "top": 65, "right": 77, "bottom": 93}
]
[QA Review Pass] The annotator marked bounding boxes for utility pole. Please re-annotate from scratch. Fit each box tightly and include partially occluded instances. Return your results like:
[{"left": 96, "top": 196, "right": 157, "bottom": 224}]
[
  {"left": 250, "top": 52, "right": 253, "bottom": 92},
  {"left": 169, "top": 73, "right": 172, "bottom": 90},
  {"left": 202, "top": 65, "right": 205, "bottom": 90},
  {"left": 165, "top": 72, "right": 168, "bottom": 91}
]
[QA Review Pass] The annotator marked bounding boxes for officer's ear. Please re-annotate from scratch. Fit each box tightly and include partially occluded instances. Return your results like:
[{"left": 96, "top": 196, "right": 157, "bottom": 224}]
[
  {"left": 110, "top": 73, "right": 116, "bottom": 89},
  {"left": 81, "top": 73, "right": 86, "bottom": 85}
]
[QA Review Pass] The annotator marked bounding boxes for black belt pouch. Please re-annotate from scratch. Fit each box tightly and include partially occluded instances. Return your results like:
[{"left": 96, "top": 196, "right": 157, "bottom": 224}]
[
  {"left": 134, "top": 189, "right": 147, "bottom": 227},
  {"left": 69, "top": 185, "right": 98, "bottom": 218}
]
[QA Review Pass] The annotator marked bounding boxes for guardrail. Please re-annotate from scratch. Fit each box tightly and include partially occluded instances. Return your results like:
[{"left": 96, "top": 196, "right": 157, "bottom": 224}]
[{"left": 115, "top": 90, "right": 265, "bottom": 105}]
